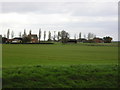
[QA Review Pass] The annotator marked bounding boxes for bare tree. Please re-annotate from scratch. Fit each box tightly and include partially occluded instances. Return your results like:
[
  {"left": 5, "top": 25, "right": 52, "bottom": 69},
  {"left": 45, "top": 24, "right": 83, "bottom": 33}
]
[
  {"left": 87, "top": 33, "right": 95, "bottom": 40},
  {"left": 11, "top": 31, "right": 14, "bottom": 39},
  {"left": 44, "top": 31, "right": 46, "bottom": 41},
  {"left": 7, "top": 29, "right": 10, "bottom": 39},
  {"left": 39, "top": 28, "right": 41, "bottom": 43}
]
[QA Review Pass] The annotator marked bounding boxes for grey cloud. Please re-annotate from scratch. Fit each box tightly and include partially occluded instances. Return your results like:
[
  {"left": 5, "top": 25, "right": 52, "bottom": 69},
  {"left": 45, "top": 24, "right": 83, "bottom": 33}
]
[
  {"left": 1, "top": 2, "right": 117, "bottom": 17},
  {"left": 65, "top": 21, "right": 117, "bottom": 30},
  {"left": 64, "top": 2, "right": 117, "bottom": 17},
  {"left": 1, "top": 2, "right": 67, "bottom": 14}
]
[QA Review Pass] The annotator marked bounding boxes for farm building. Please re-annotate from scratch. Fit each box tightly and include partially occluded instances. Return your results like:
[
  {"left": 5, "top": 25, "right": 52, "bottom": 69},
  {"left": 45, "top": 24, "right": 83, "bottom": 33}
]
[
  {"left": 28, "top": 34, "right": 38, "bottom": 43},
  {"left": 12, "top": 37, "right": 23, "bottom": 43},
  {"left": 87, "top": 39, "right": 94, "bottom": 43},
  {"left": 7, "top": 39, "right": 13, "bottom": 43},
  {"left": 2, "top": 37, "right": 7, "bottom": 43},
  {"left": 80, "top": 38, "right": 87, "bottom": 43},
  {"left": 67, "top": 39, "right": 77, "bottom": 43},
  {"left": 93, "top": 38, "right": 104, "bottom": 43}
]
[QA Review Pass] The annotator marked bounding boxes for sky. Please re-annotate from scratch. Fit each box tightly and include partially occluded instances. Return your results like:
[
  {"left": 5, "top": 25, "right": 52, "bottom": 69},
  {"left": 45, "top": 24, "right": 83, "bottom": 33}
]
[{"left": 0, "top": 0, "right": 118, "bottom": 41}]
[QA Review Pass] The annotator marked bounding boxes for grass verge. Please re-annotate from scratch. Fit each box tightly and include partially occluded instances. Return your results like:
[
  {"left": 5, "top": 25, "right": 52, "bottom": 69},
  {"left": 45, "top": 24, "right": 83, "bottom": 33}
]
[{"left": 2, "top": 64, "right": 118, "bottom": 88}]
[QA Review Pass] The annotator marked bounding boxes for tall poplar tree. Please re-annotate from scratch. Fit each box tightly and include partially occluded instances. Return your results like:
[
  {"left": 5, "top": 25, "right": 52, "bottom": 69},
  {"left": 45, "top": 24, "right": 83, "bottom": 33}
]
[
  {"left": 39, "top": 28, "right": 41, "bottom": 43},
  {"left": 48, "top": 31, "right": 51, "bottom": 41},
  {"left": 11, "top": 31, "right": 14, "bottom": 39},
  {"left": 7, "top": 29, "right": 10, "bottom": 39},
  {"left": 44, "top": 31, "right": 46, "bottom": 41}
]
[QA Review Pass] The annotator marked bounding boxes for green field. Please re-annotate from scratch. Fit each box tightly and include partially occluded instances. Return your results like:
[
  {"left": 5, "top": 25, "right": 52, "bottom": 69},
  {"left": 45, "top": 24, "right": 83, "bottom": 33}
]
[
  {"left": 3, "top": 43, "right": 118, "bottom": 67},
  {"left": 2, "top": 43, "right": 118, "bottom": 88}
]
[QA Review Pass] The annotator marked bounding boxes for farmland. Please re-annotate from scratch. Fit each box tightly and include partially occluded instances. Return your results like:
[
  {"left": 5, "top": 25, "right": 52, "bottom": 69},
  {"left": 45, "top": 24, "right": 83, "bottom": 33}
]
[{"left": 2, "top": 43, "right": 118, "bottom": 88}]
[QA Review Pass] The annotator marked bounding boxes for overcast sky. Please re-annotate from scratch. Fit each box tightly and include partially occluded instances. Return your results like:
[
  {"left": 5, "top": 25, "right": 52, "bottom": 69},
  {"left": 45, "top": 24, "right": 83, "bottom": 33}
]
[{"left": 0, "top": 0, "right": 118, "bottom": 40}]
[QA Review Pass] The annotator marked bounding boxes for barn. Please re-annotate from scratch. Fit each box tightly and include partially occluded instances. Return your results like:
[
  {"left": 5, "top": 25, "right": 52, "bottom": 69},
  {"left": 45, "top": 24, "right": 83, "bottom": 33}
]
[{"left": 67, "top": 39, "right": 77, "bottom": 43}]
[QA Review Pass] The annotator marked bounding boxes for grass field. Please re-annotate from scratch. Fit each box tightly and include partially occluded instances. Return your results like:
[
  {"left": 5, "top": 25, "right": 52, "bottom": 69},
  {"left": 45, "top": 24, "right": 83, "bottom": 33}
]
[
  {"left": 2, "top": 43, "right": 118, "bottom": 88},
  {"left": 3, "top": 43, "right": 118, "bottom": 67}
]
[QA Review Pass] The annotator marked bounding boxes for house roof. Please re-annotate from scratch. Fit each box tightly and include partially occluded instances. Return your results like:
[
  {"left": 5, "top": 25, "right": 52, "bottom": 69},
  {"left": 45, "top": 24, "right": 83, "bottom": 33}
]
[
  {"left": 28, "top": 34, "right": 37, "bottom": 36},
  {"left": 13, "top": 37, "right": 23, "bottom": 40},
  {"left": 93, "top": 38, "right": 103, "bottom": 40},
  {"left": 68, "top": 39, "right": 77, "bottom": 42}
]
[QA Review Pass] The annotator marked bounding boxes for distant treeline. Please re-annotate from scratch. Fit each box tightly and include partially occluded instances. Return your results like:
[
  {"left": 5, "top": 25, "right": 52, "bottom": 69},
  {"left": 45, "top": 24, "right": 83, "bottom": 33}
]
[{"left": 1, "top": 29, "right": 113, "bottom": 44}]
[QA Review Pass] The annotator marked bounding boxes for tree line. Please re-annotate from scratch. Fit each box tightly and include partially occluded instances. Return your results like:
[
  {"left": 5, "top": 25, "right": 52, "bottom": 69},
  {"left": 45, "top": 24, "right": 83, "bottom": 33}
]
[
  {"left": 5, "top": 29, "right": 96, "bottom": 40},
  {"left": 3, "top": 29, "right": 113, "bottom": 43}
]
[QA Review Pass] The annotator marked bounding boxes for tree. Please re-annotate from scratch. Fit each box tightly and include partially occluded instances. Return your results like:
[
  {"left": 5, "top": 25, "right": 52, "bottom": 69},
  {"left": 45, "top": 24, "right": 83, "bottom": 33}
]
[
  {"left": 87, "top": 33, "right": 95, "bottom": 40},
  {"left": 4, "top": 34, "right": 6, "bottom": 38},
  {"left": 29, "top": 30, "right": 32, "bottom": 35},
  {"left": 84, "top": 34, "right": 86, "bottom": 39},
  {"left": 7, "top": 29, "right": 10, "bottom": 39},
  {"left": 66, "top": 32, "right": 70, "bottom": 40},
  {"left": 24, "top": 29, "right": 26, "bottom": 35},
  {"left": 22, "top": 36, "right": 31, "bottom": 43},
  {"left": 57, "top": 31, "right": 61, "bottom": 41},
  {"left": 19, "top": 32, "right": 22, "bottom": 38},
  {"left": 61, "top": 30, "right": 66, "bottom": 41},
  {"left": 48, "top": 31, "right": 51, "bottom": 41},
  {"left": 2, "top": 37, "right": 7, "bottom": 44},
  {"left": 11, "top": 31, "right": 14, "bottom": 39},
  {"left": 53, "top": 31, "right": 56, "bottom": 41},
  {"left": 79, "top": 32, "right": 81, "bottom": 39},
  {"left": 103, "top": 36, "right": 112, "bottom": 43},
  {"left": 23, "top": 29, "right": 27, "bottom": 37},
  {"left": 74, "top": 34, "right": 77, "bottom": 40},
  {"left": 44, "top": 31, "right": 46, "bottom": 41},
  {"left": 22, "top": 29, "right": 31, "bottom": 43},
  {"left": 87, "top": 33, "right": 91, "bottom": 40},
  {"left": 39, "top": 28, "right": 41, "bottom": 43},
  {"left": 61, "top": 30, "right": 69, "bottom": 43}
]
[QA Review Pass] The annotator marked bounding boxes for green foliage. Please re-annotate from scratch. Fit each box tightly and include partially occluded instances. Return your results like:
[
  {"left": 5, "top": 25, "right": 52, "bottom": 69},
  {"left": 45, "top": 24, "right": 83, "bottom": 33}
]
[
  {"left": 61, "top": 30, "right": 69, "bottom": 43},
  {"left": 103, "top": 36, "right": 112, "bottom": 43},
  {"left": 22, "top": 36, "right": 31, "bottom": 43}
]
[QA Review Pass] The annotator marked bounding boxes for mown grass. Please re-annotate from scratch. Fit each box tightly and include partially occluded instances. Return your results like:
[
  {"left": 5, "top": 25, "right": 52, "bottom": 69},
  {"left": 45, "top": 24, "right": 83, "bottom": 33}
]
[
  {"left": 2, "top": 43, "right": 118, "bottom": 88},
  {"left": 3, "top": 43, "right": 118, "bottom": 67}
]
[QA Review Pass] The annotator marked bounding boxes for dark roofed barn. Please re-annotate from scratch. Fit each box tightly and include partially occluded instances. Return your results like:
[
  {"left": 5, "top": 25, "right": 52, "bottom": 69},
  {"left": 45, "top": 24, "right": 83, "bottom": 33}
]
[
  {"left": 67, "top": 39, "right": 77, "bottom": 43},
  {"left": 12, "top": 37, "right": 23, "bottom": 43},
  {"left": 93, "top": 38, "right": 104, "bottom": 43}
]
